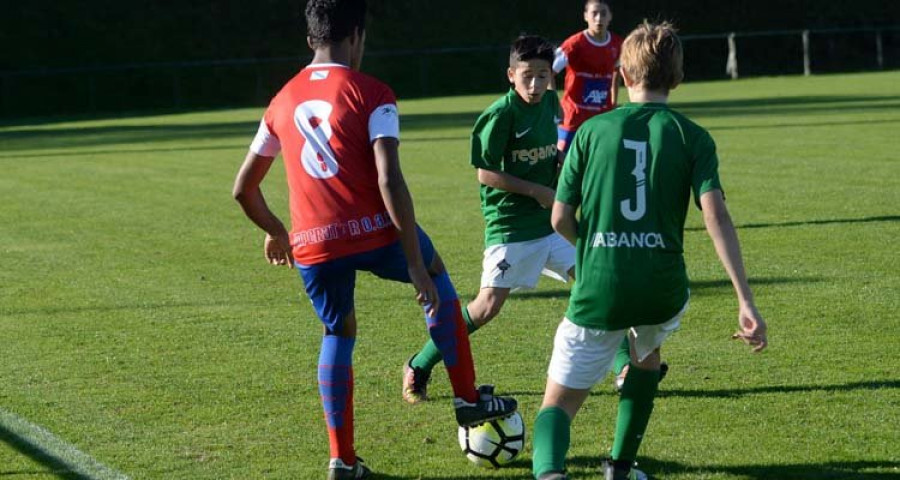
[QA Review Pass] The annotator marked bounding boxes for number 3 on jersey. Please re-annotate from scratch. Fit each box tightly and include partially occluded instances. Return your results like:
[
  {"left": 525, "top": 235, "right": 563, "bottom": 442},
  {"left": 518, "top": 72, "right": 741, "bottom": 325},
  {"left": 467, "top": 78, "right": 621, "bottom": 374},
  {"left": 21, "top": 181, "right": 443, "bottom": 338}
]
[
  {"left": 294, "top": 100, "right": 339, "bottom": 179},
  {"left": 620, "top": 139, "right": 647, "bottom": 221}
]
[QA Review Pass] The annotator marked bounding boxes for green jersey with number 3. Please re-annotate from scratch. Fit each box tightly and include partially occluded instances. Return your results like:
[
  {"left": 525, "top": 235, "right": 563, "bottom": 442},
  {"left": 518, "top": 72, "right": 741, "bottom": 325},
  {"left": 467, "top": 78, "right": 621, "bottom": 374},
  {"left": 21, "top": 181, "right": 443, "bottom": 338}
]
[
  {"left": 471, "top": 89, "right": 561, "bottom": 247},
  {"left": 556, "top": 103, "right": 722, "bottom": 330}
]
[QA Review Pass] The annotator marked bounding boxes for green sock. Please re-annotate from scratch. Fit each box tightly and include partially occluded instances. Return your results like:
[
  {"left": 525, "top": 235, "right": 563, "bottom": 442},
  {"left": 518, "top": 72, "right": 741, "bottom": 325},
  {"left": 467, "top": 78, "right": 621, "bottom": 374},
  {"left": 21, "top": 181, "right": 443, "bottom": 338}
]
[
  {"left": 410, "top": 306, "right": 479, "bottom": 371},
  {"left": 613, "top": 337, "right": 631, "bottom": 375},
  {"left": 532, "top": 406, "right": 571, "bottom": 478},
  {"left": 611, "top": 364, "right": 659, "bottom": 462}
]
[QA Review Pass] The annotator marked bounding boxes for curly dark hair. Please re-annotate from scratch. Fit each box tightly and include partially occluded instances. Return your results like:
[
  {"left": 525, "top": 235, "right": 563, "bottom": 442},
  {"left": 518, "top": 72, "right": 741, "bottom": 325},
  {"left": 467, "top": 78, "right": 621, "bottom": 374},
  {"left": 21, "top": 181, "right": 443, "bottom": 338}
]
[{"left": 305, "top": 0, "right": 367, "bottom": 48}]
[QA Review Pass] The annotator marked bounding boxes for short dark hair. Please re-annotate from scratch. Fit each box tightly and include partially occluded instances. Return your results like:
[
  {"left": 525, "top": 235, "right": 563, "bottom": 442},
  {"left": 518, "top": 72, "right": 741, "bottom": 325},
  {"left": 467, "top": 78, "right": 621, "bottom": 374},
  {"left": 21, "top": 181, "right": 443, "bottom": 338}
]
[
  {"left": 305, "top": 0, "right": 367, "bottom": 48},
  {"left": 585, "top": 0, "right": 610, "bottom": 9},
  {"left": 509, "top": 35, "right": 555, "bottom": 67}
]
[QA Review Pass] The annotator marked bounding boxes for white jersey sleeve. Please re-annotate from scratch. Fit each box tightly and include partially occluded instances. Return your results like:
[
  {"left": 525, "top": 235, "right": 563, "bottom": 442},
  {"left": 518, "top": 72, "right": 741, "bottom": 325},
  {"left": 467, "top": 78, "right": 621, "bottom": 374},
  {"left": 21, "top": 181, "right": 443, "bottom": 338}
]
[
  {"left": 553, "top": 47, "right": 568, "bottom": 73},
  {"left": 369, "top": 103, "right": 400, "bottom": 141},
  {"left": 249, "top": 119, "right": 281, "bottom": 157}
]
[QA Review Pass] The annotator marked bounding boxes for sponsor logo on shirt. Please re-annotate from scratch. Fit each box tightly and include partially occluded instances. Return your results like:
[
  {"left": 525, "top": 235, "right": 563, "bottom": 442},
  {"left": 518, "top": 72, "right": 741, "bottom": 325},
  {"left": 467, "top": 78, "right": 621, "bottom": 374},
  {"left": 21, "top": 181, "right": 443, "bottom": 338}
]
[
  {"left": 511, "top": 143, "right": 558, "bottom": 166},
  {"left": 590, "top": 231, "right": 666, "bottom": 249},
  {"left": 515, "top": 127, "right": 532, "bottom": 139},
  {"left": 311, "top": 70, "right": 330, "bottom": 81},
  {"left": 292, "top": 211, "right": 394, "bottom": 247}
]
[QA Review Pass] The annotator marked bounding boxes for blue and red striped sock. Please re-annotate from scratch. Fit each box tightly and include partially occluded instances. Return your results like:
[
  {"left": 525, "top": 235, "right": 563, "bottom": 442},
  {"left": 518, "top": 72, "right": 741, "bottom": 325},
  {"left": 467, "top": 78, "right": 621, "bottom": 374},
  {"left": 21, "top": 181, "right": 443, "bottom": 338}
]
[
  {"left": 318, "top": 335, "right": 355, "bottom": 464},
  {"left": 426, "top": 272, "right": 477, "bottom": 403}
]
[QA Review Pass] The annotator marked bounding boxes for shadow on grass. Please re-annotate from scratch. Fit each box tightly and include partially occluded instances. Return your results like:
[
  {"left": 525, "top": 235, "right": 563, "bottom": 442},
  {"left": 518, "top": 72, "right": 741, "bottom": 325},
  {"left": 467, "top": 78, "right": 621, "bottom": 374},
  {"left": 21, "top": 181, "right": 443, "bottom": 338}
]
[
  {"left": 0, "top": 110, "right": 481, "bottom": 155},
  {"left": 709, "top": 117, "right": 900, "bottom": 132},
  {"left": 689, "top": 276, "right": 824, "bottom": 295},
  {"left": 0, "top": 424, "right": 90, "bottom": 479},
  {"left": 658, "top": 379, "right": 899, "bottom": 399},
  {"left": 512, "top": 276, "right": 822, "bottom": 302},
  {"left": 566, "top": 455, "right": 900, "bottom": 480},
  {"left": 4, "top": 94, "right": 897, "bottom": 155},
  {"left": 359, "top": 455, "right": 900, "bottom": 479},
  {"left": 672, "top": 94, "right": 900, "bottom": 119},
  {"left": 431, "top": 379, "right": 898, "bottom": 404},
  {"left": 686, "top": 215, "right": 900, "bottom": 232}
]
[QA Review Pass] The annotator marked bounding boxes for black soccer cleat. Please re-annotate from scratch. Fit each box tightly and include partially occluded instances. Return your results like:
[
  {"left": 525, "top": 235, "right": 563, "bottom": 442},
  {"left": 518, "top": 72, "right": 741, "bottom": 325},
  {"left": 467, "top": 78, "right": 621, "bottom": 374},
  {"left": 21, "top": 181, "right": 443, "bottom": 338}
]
[
  {"left": 327, "top": 457, "right": 371, "bottom": 479},
  {"left": 453, "top": 384, "right": 518, "bottom": 427}
]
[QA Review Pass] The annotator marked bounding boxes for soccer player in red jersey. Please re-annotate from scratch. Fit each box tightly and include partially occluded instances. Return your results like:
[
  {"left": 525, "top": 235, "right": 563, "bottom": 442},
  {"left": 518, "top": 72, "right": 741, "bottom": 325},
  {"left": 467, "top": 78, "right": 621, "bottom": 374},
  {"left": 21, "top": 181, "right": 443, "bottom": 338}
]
[
  {"left": 232, "top": 1, "right": 516, "bottom": 478},
  {"left": 553, "top": 0, "right": 624, "bottom": 154}
]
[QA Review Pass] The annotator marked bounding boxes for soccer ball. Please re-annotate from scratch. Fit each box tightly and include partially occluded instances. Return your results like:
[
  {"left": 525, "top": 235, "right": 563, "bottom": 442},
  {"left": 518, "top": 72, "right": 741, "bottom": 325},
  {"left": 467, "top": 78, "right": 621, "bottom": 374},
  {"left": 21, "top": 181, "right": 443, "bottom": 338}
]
[{"left": 457, "top": 412, "right": 525, "bottom": 468}]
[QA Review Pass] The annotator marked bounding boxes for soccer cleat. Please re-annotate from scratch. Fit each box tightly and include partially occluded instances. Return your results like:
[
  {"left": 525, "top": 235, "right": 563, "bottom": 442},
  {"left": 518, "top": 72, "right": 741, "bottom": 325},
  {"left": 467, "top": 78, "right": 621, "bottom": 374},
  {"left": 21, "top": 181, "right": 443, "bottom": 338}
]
[
  {"left": 537, "top": 471, "right": 569, "bottom": 480},
  {"left": 453, "top": 384, "right": 518, "bottom": 427},
  {"left": 615, "top": 362, "right": 668, "bottom": 392},
  {"left": 602, "top": 459, "right": 648, "bottom": 480},
  {"left": 402, "top": 356, "right": 431, "bottom": 404},
  {"left": 327, "top": 457, "right": 371, "bottom": 480}
]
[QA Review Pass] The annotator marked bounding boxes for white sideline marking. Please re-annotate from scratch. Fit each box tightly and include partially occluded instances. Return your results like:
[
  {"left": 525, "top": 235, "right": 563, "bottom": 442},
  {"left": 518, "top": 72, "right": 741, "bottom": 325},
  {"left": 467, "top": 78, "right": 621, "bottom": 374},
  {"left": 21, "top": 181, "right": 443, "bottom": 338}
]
[{"left": 0, "top": 407, "right": 130, "bottom": 479}]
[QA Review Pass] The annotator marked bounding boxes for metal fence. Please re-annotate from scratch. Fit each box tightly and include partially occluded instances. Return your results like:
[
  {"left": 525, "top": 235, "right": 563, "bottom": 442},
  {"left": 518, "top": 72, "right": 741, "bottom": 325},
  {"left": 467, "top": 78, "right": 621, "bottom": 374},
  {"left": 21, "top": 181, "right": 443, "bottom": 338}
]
[{"left": 1, "top": 26, "right": 897, "bottom": 118}]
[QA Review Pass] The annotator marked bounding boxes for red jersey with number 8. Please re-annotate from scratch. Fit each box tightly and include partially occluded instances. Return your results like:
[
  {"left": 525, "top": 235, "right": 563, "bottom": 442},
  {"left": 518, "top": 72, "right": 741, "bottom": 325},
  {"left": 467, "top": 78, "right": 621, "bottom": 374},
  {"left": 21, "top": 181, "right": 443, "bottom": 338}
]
[{"left": 250, "top": 63, "right": 401, "bottom": 265}]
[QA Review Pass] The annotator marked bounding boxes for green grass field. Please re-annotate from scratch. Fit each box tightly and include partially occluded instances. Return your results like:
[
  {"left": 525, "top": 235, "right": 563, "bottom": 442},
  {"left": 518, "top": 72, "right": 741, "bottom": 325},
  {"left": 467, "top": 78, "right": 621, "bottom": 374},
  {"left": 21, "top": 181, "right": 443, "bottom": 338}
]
[{"left": 1, "top": 71, "right": 898, "bottom": 479}]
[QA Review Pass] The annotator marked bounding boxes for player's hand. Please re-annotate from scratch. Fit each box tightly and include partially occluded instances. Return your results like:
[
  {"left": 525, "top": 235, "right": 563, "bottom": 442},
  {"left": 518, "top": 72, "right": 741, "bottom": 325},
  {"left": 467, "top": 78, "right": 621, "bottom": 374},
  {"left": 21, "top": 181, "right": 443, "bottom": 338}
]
[
  {"left": 264, "top": 232, "right": 293, "bottom": 268},
  {"left": 732, "top": 303, "right": 767, "bottom": 352},
  {"left": 537, "top": 186, "right": 556, "bottom": 209},
  {"left": 408, "top": 264, "right": 440, "bottom": 317}
]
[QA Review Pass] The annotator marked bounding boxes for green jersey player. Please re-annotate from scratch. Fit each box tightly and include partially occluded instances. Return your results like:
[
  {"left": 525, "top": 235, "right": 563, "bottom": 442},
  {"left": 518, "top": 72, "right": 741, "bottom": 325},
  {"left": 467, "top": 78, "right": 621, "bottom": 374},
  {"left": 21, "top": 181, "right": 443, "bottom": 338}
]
[
  {"left": 532, "top": 21, "right": 768, "bottom": 480},
  {"left": 403, "top": 35, "right": 576, "bottom": 403}
]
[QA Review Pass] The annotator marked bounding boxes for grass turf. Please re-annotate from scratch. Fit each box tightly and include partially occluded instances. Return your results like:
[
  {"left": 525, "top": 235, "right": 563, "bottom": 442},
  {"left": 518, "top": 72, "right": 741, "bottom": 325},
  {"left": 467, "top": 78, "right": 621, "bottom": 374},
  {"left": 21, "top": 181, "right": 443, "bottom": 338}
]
[{"left": 1, "top": 71, "right": 898, "bottom": 479}]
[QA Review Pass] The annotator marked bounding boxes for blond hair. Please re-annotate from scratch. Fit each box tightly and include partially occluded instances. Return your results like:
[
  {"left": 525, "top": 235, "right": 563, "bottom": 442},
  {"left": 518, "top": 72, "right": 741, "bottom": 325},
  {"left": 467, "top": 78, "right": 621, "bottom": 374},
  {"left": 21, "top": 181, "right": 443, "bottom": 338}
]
[{"left": 620, "top": 21, "right": 683, "bottom": 92}]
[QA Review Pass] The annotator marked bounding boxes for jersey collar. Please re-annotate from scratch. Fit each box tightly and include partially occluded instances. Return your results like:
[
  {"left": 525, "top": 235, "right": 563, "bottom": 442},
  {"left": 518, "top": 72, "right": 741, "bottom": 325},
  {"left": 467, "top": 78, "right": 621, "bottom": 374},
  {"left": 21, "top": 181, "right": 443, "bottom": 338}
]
[
  {"left": 582, "top": 30, "right": 611, "bottom": 47},
  {"left": 305, "top": 62, "right": 350, "bottom": 69}
]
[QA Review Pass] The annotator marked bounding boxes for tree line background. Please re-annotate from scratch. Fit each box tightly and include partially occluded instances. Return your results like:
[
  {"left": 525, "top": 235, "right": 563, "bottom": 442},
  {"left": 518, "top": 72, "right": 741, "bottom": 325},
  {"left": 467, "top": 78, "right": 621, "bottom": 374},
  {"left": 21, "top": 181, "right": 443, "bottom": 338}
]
[{"left": 1, "top": 0, "right": 898, "bottom": 117}]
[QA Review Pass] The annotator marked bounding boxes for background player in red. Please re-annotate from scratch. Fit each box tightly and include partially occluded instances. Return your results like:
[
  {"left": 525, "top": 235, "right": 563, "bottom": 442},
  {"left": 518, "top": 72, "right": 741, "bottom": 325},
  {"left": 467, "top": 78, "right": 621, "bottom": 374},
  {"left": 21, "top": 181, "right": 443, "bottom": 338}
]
[
  {"left": 232, "top": 1, "right": 516, "bottom": 478},
  {"left": 553, "top": 0, "right": 623, "bottom": 154}
]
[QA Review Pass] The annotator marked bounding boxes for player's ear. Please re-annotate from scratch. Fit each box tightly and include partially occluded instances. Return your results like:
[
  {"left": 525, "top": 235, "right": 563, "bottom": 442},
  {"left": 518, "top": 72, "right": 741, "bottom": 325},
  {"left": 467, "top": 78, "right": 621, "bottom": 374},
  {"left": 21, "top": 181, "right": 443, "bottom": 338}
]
[
  {"left": 507, "top": 67, "right": 515, "bottom": 84},
  {"left": 619, "top": 67, "right": 634, "bottom": 88},
  {"left": 307, "top": 36, "right": 315, "bottom": 51}
]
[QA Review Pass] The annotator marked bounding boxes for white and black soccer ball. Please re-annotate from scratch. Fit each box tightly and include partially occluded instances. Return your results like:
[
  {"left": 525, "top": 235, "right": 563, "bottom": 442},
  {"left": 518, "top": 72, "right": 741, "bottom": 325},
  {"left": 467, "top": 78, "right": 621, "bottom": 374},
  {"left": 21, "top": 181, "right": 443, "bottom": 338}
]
[{"left": 457, "top": 412, "right": 525, "bottom": 468}]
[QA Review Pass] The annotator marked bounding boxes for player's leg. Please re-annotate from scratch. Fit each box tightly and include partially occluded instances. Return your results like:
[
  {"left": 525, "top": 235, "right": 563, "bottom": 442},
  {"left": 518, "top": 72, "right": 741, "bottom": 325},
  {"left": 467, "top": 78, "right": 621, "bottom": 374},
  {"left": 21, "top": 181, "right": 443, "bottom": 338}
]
[
  {"left": 373, "top": 227, "right": 516, "bottom": 422},
  {"left": 533, "top": 318, "right": 625, "bottom": 479},
  {"left": 608, "top": 305, "right": 685, "bottom": 480},
  {"left": 297, "top": 259, "right": 370, "bottom": 478},
  {"left": 614, "top": 339, "right": 669, "bottom": 392},
  {"left": 404, "top": 238, "right": 543, "bottom": 402},
  {"left": 556, "top": 126, "right": 577, "bottom": 159},
  {"left": 541, "top": 232, "right": 576, "bottom": 283},
  {"left": 405, "top": 286, "right": 509, "bottom": 403}
]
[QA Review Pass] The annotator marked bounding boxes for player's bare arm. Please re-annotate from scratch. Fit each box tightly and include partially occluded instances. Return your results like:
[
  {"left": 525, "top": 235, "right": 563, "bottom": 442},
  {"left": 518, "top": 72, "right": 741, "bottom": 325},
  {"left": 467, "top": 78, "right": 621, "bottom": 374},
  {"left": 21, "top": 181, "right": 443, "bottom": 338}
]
[
  {"left": 233, "top": 150, "right": 293, "bottom": 267},
  {"left": 700, "top": 189, "right": 768, "bottom": 352},
  {"left": 373, "top": 137, "right": 439, "bottom": 316},
  {"left": 550, "top": 200, "right": 578, "bottom": 245},
  {"left": 476, "top": 168, "right": 556, "bottom": 208}
]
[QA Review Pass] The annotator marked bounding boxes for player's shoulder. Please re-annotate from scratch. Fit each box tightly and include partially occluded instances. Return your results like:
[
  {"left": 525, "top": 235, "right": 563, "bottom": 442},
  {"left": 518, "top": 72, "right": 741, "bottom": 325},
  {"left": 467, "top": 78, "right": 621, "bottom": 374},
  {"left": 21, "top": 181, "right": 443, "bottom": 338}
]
[
  {"left": 560, "top": 31, "right": 585, "bottom": 50},
  {"left": 480, "top": 91, "right": 517, "bottom": 119},
  {"left": 610, "top": 32, "right": 624, "bottom": 47},
  {"left": 667, "top": 107, "right": 711, "bottom": 135}
]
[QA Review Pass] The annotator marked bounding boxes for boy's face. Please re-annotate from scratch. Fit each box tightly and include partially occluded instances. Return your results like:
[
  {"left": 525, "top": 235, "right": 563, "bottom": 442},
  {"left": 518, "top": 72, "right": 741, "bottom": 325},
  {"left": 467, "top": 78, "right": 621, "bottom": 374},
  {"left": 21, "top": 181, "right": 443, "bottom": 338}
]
[
  {"left": 507, "top": 59, "right": 552, "bottom": 105},
  {"left": 584, "top": 2, "right": 612, "bottom": 36}
]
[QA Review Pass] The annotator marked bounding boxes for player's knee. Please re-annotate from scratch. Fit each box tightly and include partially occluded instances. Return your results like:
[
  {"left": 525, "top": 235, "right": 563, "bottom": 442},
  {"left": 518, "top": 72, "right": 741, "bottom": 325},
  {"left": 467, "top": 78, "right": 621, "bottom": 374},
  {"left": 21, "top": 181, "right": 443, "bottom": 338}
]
[
  {"left": 632, "top": 348, "right": 661, "bottom": 370},
  {"left": 469, "top": 293, "right": 505, "bottom": 326}
]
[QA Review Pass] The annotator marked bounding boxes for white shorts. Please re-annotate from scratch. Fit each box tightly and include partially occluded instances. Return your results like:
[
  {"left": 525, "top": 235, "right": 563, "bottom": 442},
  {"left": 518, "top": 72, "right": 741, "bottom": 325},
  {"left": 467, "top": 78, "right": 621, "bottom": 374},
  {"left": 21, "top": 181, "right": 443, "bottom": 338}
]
[
  {"left": 480, "top": 233, "right": 575, "bottom": 290},
  {"left": 547, "top": 301, "right": 688, "bottom": 389}
]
